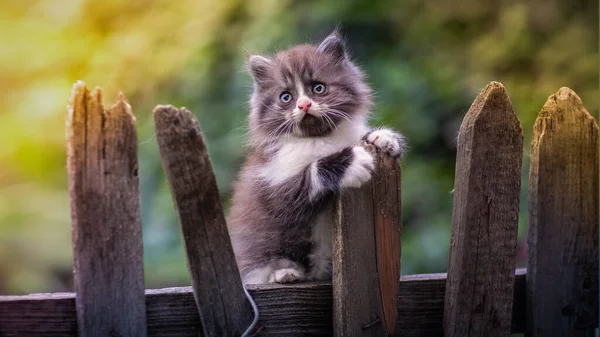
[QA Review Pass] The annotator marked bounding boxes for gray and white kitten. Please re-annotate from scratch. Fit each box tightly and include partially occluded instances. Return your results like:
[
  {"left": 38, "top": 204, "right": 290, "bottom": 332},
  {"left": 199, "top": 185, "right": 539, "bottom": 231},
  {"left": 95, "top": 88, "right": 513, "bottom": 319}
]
[{"left": 227, "top": 31, "right": 406, "bottom": 284}]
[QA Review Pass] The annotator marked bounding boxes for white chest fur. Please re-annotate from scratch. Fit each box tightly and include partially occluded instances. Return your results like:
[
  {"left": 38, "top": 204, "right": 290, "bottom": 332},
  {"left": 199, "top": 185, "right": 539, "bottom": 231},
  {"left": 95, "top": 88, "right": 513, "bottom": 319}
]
[{"left": 260, "top": 119, "right": 368, "bottom": 185}]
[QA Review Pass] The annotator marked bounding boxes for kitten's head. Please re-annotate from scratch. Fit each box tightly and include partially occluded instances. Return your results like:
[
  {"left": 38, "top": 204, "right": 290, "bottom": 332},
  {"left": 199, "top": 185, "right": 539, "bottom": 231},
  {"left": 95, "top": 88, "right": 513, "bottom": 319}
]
[{"left": 246, "top": 31, "right": 372, "bottom": 147}]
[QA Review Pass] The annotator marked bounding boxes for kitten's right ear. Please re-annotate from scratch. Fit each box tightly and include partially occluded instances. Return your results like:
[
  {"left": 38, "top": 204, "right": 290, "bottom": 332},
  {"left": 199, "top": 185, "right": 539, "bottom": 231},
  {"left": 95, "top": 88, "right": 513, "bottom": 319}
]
[
  {"left": 248, "top": 55, "right": 273, "bottom": 84},
  {"left": 317, "top": 31, "right": 346, "bottom": 63}
]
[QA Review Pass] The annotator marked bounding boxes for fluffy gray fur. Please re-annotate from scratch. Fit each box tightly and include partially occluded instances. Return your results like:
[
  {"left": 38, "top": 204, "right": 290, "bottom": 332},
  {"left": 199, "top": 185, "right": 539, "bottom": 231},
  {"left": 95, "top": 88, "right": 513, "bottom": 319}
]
[{"left": 227, "top": 31, "right": 406, "bottom": 284}]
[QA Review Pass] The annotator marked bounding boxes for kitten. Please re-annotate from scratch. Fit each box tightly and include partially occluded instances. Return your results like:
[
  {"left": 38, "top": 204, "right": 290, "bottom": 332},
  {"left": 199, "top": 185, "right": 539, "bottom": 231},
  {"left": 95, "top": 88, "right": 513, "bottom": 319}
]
[{"left": 227, "top": 31, "right": 406, "bottom": 285}]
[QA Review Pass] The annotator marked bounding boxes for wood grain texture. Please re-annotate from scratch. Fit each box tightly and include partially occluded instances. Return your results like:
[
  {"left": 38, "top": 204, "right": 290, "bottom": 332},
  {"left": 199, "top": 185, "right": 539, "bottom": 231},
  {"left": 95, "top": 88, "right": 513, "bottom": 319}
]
[
  {"left": 66, "top": 81, "right": 147, "bottom": 337},
  {"left": 0, "top": 270, "right": 545, "bottom": 337},
  {"left": 372, "top": 150, "right": 402, "bottom": 335},
  {"left": 153, "top": 105, "right": 252, "bottom": 337},
  {"left": 526, "top": 87, "right": 599, "bottom": 337},
  {"left": 444, "top": 81, "right": 523, "bottom": 337},
  {"left": 333, "top": 144, "right": 400, "bottom": 337}
]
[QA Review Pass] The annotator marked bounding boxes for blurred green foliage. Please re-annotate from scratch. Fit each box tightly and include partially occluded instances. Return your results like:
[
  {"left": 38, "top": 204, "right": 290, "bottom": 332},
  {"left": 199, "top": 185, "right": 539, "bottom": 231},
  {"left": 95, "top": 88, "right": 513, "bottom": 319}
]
[{"left": 0, "top": 0, "right": 597, "bottom": 294}]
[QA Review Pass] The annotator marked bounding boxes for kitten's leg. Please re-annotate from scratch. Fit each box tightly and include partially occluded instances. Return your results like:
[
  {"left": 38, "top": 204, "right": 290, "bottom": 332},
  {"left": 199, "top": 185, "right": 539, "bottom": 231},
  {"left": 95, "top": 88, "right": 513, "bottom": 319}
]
[
  {"left": 241, "top": 149, "right": 374, "bottom": 285},
  {"left": 308, "top": 146, "right": 375, "bottom": 200},
  {"left": 243, "top": 259, "right": 306, "bottom": 284},
  {"left": 267, "top": 259, "right": 306, "bottom": 284},
  {"left": 339, "top": 146, "right": 375, "bottom": 188},
  {"left": 267, "top": 268, "right": 305, "bottom": 284},
  {"left": 243, "top": 265, "right": 274, "bottom": 284},
  {"left": 306, "top": 204, "right": 333, "bottom": 281},
  {"left": 363, "top": 127, "right": 407, "bottom": 159},
  {"left": 303, "top": 149, "right": 375, "bottom": 282}
]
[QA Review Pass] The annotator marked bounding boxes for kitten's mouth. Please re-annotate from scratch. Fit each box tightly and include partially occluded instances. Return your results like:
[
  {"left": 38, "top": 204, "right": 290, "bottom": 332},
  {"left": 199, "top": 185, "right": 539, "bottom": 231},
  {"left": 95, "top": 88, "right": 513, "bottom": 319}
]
[
  {"left": 301, "top": 114, "right": 320, "bottom": 125},
  {"left": 296, "top": 114, "right": 333, "bottom": 137}
]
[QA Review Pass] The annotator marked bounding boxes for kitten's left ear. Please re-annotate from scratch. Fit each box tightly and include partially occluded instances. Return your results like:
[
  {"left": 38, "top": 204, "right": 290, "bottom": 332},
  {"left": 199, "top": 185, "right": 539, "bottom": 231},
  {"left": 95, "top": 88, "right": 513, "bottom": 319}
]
[
  {"left": 317, "top": 32, "right": 346, "bottom": 63},
  {"left": 248, "top": 55, "right": 273, "bottom": 84}
]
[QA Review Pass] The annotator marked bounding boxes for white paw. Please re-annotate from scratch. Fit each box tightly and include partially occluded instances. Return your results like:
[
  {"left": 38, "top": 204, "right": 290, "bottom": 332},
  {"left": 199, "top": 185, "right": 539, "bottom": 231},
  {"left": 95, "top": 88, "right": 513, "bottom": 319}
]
[
  {"left": 267, "top": 268, "right": 305, "bottom": 284},
  {"left": 365, "top": 128, "right": 406, "bottom": 158},
  {"left": 340, "top": 146, "right": 375, "bottom": 188}
]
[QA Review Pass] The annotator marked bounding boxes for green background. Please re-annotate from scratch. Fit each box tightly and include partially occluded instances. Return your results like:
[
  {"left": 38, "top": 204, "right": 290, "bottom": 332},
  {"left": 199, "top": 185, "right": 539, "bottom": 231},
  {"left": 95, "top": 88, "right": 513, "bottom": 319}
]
[{"left": 0, "top": 0, "right": 597, "bottom": 294}]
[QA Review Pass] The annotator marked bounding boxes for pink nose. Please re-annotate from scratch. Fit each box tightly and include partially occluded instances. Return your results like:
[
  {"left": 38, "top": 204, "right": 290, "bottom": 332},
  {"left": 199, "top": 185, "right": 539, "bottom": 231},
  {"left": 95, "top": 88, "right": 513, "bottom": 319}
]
[{"left": 297, "top": 98, "right": 312, "bottom": 113}]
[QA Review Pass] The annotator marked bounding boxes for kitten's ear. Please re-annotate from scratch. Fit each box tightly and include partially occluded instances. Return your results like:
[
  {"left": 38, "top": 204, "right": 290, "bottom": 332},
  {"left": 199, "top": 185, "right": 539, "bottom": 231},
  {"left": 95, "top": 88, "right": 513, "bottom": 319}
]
[
  {"left": 317, "top": 31, "right": 346, "bottom": 63},
  {"left": 248, "top": 55, "right": 273, "bottom": 84}
]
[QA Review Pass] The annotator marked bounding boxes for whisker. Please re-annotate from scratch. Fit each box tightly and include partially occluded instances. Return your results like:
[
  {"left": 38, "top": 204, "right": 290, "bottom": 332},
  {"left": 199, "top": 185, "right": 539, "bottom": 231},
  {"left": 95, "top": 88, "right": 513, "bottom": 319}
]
[
  {"left": 321, "top": 115, "right": 333, "bottom": 130},
  {"left": 326, "top": 109, "right": 355, "bottom": 123},
  {"left": 258, "top": 104, "right": 281, "bottom": 114},
  {"left": 256, "top": 119, "right": 292, "bottom": 149},
  {"left": 273, "top": 119, "right": 293, "bottom": 144},
  {"left": 322, "top": 114, "right": 337, "bottom": 131}
]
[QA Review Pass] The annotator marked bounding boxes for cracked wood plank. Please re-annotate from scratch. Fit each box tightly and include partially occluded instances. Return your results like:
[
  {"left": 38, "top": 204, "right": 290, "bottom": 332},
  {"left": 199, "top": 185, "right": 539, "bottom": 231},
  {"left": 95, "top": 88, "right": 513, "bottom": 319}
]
[{"left": 66, "top": 81, "right": 147, "bottom": 337}]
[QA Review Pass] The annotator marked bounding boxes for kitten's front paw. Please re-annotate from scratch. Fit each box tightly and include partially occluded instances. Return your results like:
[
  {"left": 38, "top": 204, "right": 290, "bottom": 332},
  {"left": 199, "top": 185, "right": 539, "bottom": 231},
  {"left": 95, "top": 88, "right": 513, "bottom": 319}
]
[
  {"left": 267, "top": 268, "right": 305, "bottom": 284},
  {"left": 365, "top": 128, "right": 406, "bottom": 159},
  {"left": 340, "top": 146, "right": 375, "bottom": 188}
]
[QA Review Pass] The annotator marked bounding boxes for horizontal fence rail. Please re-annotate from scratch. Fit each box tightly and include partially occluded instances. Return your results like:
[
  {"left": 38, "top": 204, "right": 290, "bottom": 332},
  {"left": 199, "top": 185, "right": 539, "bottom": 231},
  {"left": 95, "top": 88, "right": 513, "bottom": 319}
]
[{"left": 0, "top": 269, "right": 531, "bottom": 337}]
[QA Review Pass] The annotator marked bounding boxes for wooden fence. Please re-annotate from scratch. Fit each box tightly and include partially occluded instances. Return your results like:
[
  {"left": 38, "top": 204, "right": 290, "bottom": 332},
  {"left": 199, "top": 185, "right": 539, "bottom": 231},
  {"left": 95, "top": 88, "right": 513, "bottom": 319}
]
[{"left": 0, "top": 81, "right": 597, "bottom": 337}]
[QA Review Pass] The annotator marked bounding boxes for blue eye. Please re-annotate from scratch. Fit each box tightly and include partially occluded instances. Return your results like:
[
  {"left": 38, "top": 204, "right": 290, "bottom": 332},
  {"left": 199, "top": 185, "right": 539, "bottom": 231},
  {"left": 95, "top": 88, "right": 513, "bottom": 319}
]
[
  {"left": 312, "top": 83, "right": 326, "bottom": 94},
  {"left": 280, "top": 91, "right": 292, "bottom": 103}
]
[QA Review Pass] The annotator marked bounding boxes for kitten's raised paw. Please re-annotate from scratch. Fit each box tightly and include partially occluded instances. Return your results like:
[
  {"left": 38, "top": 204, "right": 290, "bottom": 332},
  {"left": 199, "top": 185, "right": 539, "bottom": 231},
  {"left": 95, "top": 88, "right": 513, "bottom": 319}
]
[
  {"left": 267, "top": 268, "right": 305, "bottom": 284},
  {"left": 340, "top": 146, "right": 375, "bottom": 188},
  {"left": 365, "top": 128, "right": 406, "bottom": 159}
]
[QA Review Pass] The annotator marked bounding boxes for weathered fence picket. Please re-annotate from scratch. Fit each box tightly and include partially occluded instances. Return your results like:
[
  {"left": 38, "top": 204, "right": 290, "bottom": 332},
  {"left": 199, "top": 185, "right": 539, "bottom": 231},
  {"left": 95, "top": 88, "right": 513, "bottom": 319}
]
[
  {"left": 153, "top": 105, "right": 253, "bottom": 337},
  {"left": 444, "top": 81, "right": 523, "bottom": 337},
  {"left": 66, "top": 81, "right": 147, "bottom": 337},
  {"left": 526, "top": 87, "right": 599, "bottom": 337},
  {"left": 333, "top": 144, "right": 402, "bottom": 337}
]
